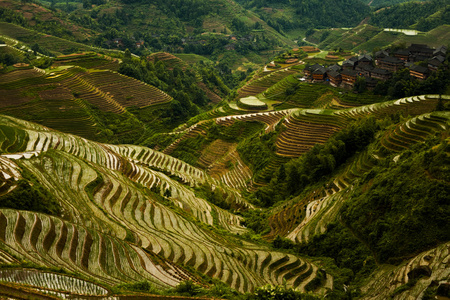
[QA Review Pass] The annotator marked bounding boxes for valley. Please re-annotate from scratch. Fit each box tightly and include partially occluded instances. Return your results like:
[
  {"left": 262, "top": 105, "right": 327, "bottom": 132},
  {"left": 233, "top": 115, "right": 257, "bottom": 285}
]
[{"left": 0, "top": 0, "right": 449, "bottom": 299}]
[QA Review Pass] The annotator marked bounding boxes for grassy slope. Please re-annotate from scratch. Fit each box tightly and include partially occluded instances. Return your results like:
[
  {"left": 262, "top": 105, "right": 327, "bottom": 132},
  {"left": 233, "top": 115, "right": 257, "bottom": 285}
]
[{"left": 307, "top": 24, "right": 450, "bottom": 53}]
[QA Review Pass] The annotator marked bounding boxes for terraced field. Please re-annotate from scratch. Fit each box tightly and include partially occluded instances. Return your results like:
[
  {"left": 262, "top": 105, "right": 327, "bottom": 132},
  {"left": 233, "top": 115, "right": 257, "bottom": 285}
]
[
  {"left": 0, "top": 65, "right": 174, "bottom": 141},
  {"left": 0, "top": 208, "right": 191, "bottom": 289},
  {"left": 53, "top": 53, "right": 121, "bottom": 71},
  {"left": 276, "top": 109, "right": 347, "bottom": 157},
  {"left": 84, "top": 70, "right": 172, "bottom": 108},
  {"left": 216, "top": 109, "right": 293, "bottom": 133},
  {"left": 147, "top": 52, "right": 187, "bottom": 70},
  {"left": 237, "top": 68, "right": 299, "bottom": 99},
  {"left": 0, "top": 114, "right": 331, "bottom": 294},
  {"left": 360, "top": 241, "right": 450, "bottom": 299},
  {"left": 0, "top": 22, "right": 94, "bottom": 55},
  {"left": 279, "top": 111, "right": 450, "bottom": 244},
  {"left": 276, "top": 95, "right": 444, "bottom": 158}
]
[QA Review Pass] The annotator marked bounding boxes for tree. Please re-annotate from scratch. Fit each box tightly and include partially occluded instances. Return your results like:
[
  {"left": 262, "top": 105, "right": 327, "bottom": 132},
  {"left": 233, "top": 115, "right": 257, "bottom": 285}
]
[{"left": 123, "top": 48, "right": 132, "bottom": 62}]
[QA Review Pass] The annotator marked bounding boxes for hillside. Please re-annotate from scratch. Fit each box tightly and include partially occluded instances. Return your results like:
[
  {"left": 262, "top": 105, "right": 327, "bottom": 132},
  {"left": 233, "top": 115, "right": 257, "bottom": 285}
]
[
  {"left": 0, "top": 90, "right": 448, "bottom": 298},
  {"left": 0, "top": 46, "right": 449, "bottom": 298},
  {"left": 0, "top": 0, "right": 297, "bottom": 69},
  {"left": 306, "top": 24, "right": 450, "bottom": 52},
  {"left": 0, "top": 3, "right": 449, "bottom": 298}
]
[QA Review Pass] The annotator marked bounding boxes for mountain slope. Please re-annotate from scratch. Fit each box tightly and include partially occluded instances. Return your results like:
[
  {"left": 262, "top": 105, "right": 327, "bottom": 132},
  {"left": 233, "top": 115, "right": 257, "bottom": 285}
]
[{"left": 0, "top": 114, "right": 332, "bottom": 295}]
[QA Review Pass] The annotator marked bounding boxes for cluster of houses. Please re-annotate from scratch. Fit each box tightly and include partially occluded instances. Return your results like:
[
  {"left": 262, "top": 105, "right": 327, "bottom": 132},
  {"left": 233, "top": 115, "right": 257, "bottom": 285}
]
[
  {"left": 304, "top": 44, "right": 447, "bottom": 89},
  {"left": 108, "top": 38, "right": 145, "bottom": 48}
]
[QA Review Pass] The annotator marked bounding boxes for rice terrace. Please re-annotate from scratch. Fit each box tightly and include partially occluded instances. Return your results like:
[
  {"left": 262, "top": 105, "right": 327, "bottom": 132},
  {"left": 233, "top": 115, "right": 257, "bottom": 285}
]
[{"left": 0, "top": 0, "right": 449, "bottom": 299}]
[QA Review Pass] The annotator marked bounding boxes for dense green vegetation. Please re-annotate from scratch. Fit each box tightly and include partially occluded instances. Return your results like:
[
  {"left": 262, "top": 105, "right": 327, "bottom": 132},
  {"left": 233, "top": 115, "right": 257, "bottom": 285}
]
[
  {"left": 374, "top": 68, "right": 450, "bottom": 99},
  {"left": 169, "top": 120, "right": 265, "bottom": 166},
  {"left": 255, "top": 117, "right": 379, "bottom": 206},
  {"left": 237, "top": 0, "right": 370, "bottom": 30},
  {"left": 370, "top": 0, "right": 450, "bottom": 31},
  {"left": 341, "top": 137, "right": 450, "bottom": 264},
  {"left": 0, "top": 169, "right": 61, "bottom": 216}
]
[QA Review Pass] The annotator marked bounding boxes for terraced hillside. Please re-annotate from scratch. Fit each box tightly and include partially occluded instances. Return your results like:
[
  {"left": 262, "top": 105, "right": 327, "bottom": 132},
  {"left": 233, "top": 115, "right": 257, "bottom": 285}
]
[
  {"left": 266, "top": 109, "right": 449, "bottom": 248},
  {"left": 0, "top": 114, "right": 332, "bottom": 295},
  {"left": 147, "top": 52, "right": 224, "bottom": 104},
  {"left": 0, "top": 66, "right": 172, "bottom": 140},
  {"left": 237, "top": 67, "right": 299, "bottom": 100},
  {"left": 360, "top": 241, "right": 450, "bottom": 299}
]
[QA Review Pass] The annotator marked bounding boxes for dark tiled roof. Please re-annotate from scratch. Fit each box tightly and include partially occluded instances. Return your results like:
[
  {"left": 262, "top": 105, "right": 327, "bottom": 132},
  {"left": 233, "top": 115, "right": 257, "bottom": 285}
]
[
  {"left": 327, "top": 70, "right": 341, "bottom": 78},
  {"left": 408, "top": 44, "right": 434, "bottom": 54},
  {"left": 411, "top": 55, "right": 429, "bottom": 62},
  {"left": 343, "top": 59, "right": 355, "bottom": 66},
  {"left": 434, "top": 55, "right": 445, "bottom": 63},
  {"left": 372, "top": 68, "right": 392, "bottom": 75},
  {"left": 327, "top": 64, "right": 341, "bottom": 72},
  {"left": 356, "top": 65, "right": 374, "bottom": 71},
  {"left": 428, "top": 59, "right": 443, "bottom": 67},
  {"left": 375, "top": 50, "right": 389, "bottom": 58},
  {"left": 341, "top": 69, "right": 358, "bottom": 76},
  {"left": 434, "top": 45, "right": 447, "bottom": 55},
  {"left": 313, "top": 66, "right": 327, "bottom": 74},
  {"left": 410, "top": 64, "right": 430, "bottom": 74},
  {"left": 395, "top": 49, "right": 410, "bottom": 56},
  {"left": 380, "top": 56, "right": 404, "bottom": 64},
  {"left": 358, "top": 54, "right": 373, "bottom": 61}
]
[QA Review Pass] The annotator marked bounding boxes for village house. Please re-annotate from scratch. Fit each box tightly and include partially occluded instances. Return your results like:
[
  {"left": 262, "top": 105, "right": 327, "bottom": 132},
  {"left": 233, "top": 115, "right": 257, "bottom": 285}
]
[
  {"left": 428, "top": 55, "right": 446, "bottom": 72},
  {"left": 341, "top": 69, "right": 358, "bottom": 87},
  {"left": 342, "top": 59, "right": 356, "bottom": 70},
  {"left": 112, "top": 38, "right": 124, "bottom": 47},
  {"left": 304, "top": 63, "right": 322, "bottom": 77},
  {"left": 394, "top": 49, "right": 410, "bottom": 61},
  {"left": 327, "top": 70, "right": 342, "bottom": 87},
  {"left": 312, "top": 66, "right": 327, "bottom": 81},
  {"left": 434, "top": 45, "right": 447, "bottom": 57},
  {"left": 301, "top": 43, "right": 445, "bottom": 90},
  {"left": 135, "top": 40, "right": 144, "bottom": 48},
  {"left": 374, "top": 50, "right": 390, "bottom": 64},
  {"left": 378, "top": 56, "right": 404, "bottom": 72},
  {"left": 355, "top": 64, "right": 373, "bottom": 77},
  {"left": 371, "top": 68, "right": 392, "bottom": 81},
  {"left": 408, "top": 44, "right": 434, "bottom": 59},
  {"left": 357, "top": 54, "right": 373, "bottom": 66},
  {"left": 327, "top": 64, "right": 341, "bottom": 73},
  {"left": 409, "top": 65, "right": 430, "bottom": 80}
]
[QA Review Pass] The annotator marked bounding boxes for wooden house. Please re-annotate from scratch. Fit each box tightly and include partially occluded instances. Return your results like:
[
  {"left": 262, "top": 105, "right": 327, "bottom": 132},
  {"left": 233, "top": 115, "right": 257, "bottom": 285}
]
[
  {"left": 428, "top": 55, "right": 445, "bottom": 72},
  {"left": 371, "top": 68, "right": 392, "bottom": 80},
  {"left": 304, "top": 63, "right": 322, "bottom": 77},
  {"left": 374, "top": 50, "right": 389, "bottom": 64},
  {"left": 433, "top": 45, "right": 447, "bottom": 57},
  {"left": 356, "top": 65, "right": 373, "bottom": 77},
  {"left": 408, "top": 44, "right": 434, "bottom": 59},
  {"left": 342, "top": 59, "right": 356, "bottom": 70},
  {"left": 327, "top": 70, "right": 342, "bottom": 87},
  {"left": 312, "top": 66, "right": 327, "bottom": 81},
  {"left": 394, "top": 49, "right": 410, "bottom": 61},
  {"left": 357, "top": 54, "right": 373, "bottom": 66},
  {"left": 341, "top": 69, "right": 358, "bottom": 87},
  {"left": 135, "top": 40, "right": 145, "bottom": 48},
  {"left": 409, "top": 65, "right": 430, "bottom": 80},
  {"left": 378, "top": 56, "right": 405, "bottom": 72}
]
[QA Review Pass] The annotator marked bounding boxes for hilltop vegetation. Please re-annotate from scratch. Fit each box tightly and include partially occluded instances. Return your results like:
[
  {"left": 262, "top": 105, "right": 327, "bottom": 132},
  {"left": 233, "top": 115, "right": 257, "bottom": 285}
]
[
  {"left": 236, "top": 0, "right": 370, "bottom": 30},
  {"left": 369, "top": 0, "right": 450, "bottom": 31}
]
